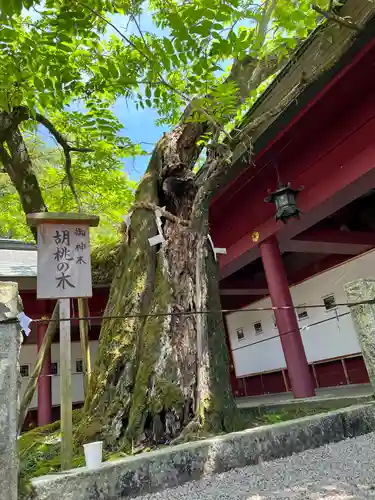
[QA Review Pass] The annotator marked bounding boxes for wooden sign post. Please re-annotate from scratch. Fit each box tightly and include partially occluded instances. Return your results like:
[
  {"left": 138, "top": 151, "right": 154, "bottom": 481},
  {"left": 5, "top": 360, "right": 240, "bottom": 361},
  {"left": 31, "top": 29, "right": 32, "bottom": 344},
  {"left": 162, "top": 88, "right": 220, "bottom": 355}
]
[{"left": 27, "top": 213, "right": 99, "bottom": 471}]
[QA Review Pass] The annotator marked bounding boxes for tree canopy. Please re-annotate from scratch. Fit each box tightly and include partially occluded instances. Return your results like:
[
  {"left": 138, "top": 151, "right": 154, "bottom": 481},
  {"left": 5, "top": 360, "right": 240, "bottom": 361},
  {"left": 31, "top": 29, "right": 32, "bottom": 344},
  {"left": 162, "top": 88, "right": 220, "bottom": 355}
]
[
  {"left": 0, "top": 0, "right": 326, "bottom": 218},
  {"left": 0, "top": 136, "right": 136, "bottom": 244},
  {"left": 0, "top": 0, "right": 323, "bottom": 120}
]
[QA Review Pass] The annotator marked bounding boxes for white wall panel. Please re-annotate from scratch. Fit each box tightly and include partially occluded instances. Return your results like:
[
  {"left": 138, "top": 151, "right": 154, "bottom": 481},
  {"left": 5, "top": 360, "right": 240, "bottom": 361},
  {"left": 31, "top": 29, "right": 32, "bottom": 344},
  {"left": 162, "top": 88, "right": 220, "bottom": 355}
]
[
  {"left": 20, "top": 340, "right": 99, "bottom": 409},
  {"left": 227, "top": 248, "right": 374, "bottom": 377}
]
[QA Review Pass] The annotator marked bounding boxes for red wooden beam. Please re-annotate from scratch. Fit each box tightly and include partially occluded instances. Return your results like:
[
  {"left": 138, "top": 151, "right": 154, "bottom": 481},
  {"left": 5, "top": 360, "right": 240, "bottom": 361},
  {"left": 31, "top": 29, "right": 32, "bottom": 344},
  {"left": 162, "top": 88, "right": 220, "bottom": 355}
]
[
  {"left": 282, "top": 229, "right": 375, "bottom": 255},
  {"left": 295, "top": 228, "right": 375, "bottom": 245},
  {"left": 220, "top": 288, "right": 268, "bottom": 296},
  {"left": 281, "top": 241, "right": 371, "bottom": 255},
  {"left": 224, "top": 253, "right": 350, "bottom": 309},
  {"left": 220, "top": 118, "right": 375, "bottom": 277},
  {"left": 211, "top": 32, "right": 375, "bottom": 210}
]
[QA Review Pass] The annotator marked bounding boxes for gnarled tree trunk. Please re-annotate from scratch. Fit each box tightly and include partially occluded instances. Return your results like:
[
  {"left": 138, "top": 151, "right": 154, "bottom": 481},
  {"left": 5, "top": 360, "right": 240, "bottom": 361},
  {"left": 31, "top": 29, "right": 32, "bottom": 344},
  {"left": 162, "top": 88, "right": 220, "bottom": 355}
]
[
  {"left": 80, "top": 27, "right": 290, "bottom": 448},
  {"left": 82, "top": 128, "right": 239, "bottom": 450}
]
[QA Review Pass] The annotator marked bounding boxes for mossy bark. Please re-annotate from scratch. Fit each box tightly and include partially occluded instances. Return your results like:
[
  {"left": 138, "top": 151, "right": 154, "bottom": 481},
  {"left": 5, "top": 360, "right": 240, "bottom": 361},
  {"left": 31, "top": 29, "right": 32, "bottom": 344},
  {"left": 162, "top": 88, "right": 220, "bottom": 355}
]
[
  {"left": 81, "top": 130, "right": 239, "bottom": 450},
  {"left": 345, "top": 279, "right": 375, "bottom": 391}
]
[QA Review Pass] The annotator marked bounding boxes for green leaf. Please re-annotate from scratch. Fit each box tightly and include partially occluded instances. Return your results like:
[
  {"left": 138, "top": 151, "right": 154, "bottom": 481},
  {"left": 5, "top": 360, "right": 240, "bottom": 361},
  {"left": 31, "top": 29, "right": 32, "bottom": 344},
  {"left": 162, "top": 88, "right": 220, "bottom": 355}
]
[
  {"left": 33, "top": 76, "right": 44, "bottom": 91},
  {"left": 192, "top": 20, "right": 212, "bottom": 37},
  {"left": 99, "top": 66, "right": 111, "bottom": 79},
  {"left": 107, "top": 60, "right": 119, "bottom": 78},
  {"left": 58, "top": 42, "right": 73, "bottom": 52},
  {"left": 162, "top": 37, "right": 174, "bottom": 55},
  {"left": 179, "top": 52, "right": 188, "bottom": 65}
]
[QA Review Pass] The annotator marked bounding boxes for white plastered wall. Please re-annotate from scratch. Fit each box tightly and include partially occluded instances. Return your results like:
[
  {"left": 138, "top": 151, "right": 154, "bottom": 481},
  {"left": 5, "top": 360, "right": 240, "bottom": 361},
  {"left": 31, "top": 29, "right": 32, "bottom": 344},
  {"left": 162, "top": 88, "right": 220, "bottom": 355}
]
[
  {"left": 20, "top": 341, "right": 99, "bottom": 409},
  {"left": 225, "top": 248, "right": 375, "bottom": 377}
]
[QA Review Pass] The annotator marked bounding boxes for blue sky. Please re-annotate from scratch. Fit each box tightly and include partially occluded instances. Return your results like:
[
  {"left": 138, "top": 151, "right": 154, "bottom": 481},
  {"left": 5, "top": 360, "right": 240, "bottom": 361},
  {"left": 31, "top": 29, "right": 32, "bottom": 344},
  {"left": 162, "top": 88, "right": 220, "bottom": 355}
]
[
  {"left": 27, "top": 5, "right": 261, "bottom": 182},
  {"left": 94, "top": 9, "right": 253, "bottom": 182},
  {"left": 108, "top": 11, "right": 169, "bottom": 182},
  {"left": 29, "top": 6, "right": 168, "bottom": 182},
  {"left": 116, "top": 100, "right": 168, "bottom": 181}
]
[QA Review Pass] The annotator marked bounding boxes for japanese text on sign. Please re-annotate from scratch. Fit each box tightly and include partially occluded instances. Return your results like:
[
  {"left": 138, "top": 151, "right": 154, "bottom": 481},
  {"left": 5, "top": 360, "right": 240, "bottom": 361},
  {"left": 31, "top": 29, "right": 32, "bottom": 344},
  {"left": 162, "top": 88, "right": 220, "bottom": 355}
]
[{"left": 36, "top": 224, "right": 92, "bottom": 299}]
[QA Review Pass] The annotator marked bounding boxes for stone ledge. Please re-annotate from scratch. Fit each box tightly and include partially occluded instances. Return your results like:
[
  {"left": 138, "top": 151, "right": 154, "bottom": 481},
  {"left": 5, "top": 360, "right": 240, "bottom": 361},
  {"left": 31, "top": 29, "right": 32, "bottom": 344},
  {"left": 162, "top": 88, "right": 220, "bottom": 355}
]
[
  {"left": 0, "top": 281, "right": 22, "bottom": 321},
  {"left": 32, "top": 403, "right": 375, "bottom": 500},
  {"left": 236, "top": 385, "right": 374, "bottom": 412}
]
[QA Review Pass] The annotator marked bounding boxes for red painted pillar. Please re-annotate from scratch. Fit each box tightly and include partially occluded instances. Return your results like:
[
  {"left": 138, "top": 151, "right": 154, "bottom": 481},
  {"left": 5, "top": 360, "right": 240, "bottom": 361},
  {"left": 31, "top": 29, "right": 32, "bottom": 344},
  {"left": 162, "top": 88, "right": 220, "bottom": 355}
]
[
  {"left": 259, "top": 236, "right": 315, "bottom": 398},
  {"left": 37, "top": 318, "right": 52, "bottom": 426}
]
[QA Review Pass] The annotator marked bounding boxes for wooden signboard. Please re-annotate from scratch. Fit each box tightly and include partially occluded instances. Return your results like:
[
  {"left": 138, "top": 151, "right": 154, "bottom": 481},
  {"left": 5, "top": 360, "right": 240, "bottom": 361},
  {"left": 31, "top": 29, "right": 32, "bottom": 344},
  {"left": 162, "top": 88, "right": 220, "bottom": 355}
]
[
  {"left": 27, "top": 213, "right": 99, "bottom": 471},
  {"left": 36, "top": 223, "right": 93, "bottom": 299}
]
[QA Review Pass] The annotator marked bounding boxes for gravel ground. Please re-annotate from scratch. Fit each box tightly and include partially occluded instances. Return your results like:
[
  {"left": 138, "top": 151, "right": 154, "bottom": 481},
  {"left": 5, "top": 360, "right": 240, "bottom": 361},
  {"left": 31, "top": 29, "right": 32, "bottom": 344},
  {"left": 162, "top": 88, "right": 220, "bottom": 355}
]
[{"left": 137, "top": 432, "right": 375, "bottom": 500}]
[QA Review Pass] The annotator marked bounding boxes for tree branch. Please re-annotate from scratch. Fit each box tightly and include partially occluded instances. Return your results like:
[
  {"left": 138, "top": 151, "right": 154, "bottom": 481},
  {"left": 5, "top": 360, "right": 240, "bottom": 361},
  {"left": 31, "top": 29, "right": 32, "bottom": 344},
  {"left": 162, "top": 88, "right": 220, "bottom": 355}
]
[
  {"left": 129, "top": 13, "right": 148, "bottom": 52},
  {"left": 69, "top": 146, "right": 95, "bottom": 153},
  {"left": 76, "top": 0, "right": 285, "bottom": 160},
  {"left": 246, "top": 0, "right": 276, "bottom": 90},
  {"left": 0, "top": 107, "right": 29, "bottom": 141},
  {"left": 0, "top": 126, "right": 47, "bottom": 239},
  {"left": 77, "top": 0, "right": 197, "bottom": 116},
  {"left": 312, "top": 4, "right": 362, "bottom": 32},
  {"left": 0, "top": 113, "right": 66, "bottom": 435},
  {"left": 35, "top": 112, "right": 94, "bottom": 208},
  {"left": 191, "top": 75, "right": 308, "bottom": 220},
  {"left": 76, "top": 0, "right": 151, "bottom": 61},
  {"left": 74, "top": 0, "right": 299, "bottom": 191}
]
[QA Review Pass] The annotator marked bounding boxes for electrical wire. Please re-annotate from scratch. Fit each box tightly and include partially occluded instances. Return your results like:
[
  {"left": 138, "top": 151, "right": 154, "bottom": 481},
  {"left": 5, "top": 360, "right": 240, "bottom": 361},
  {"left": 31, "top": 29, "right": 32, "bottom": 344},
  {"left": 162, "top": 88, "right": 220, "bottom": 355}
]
[
  {"left": 17, "top": 309, "right": 353, "bottom": 380},
  {"left": 231, "top": 310, "right": 351, "bottom": 352},
  {"left": 2, "top": 296, "right": 373, "bottom": 325}
]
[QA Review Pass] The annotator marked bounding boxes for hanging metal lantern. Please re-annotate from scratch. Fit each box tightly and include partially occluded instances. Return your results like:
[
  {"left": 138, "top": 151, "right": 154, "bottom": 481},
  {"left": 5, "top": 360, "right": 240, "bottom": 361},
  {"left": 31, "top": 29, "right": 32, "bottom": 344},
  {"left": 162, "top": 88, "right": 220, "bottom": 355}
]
[{"left": 265, "top": 182, "right": 303, "bottom": 224}]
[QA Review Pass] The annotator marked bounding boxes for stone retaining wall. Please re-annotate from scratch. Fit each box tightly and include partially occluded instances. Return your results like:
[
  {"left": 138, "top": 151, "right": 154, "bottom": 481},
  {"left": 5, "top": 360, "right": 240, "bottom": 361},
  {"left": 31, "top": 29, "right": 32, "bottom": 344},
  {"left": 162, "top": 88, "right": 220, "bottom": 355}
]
[
  {"left": 0, "top": 282, "right": 22, "bottom": 500},
  {"left": 32, "top": 403, "right": 375, "bottom": 500}
]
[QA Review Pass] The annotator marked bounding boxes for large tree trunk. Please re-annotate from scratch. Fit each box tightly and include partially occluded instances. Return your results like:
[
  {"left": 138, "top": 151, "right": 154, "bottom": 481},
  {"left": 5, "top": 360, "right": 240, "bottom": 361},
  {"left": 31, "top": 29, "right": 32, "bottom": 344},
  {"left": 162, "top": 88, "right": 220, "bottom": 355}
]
[
  {"left": 82, "top": 130, "right": 239, "bottom": 450},
  {"left": 79, "top": 38, "right": 286, "bottom": 449}
]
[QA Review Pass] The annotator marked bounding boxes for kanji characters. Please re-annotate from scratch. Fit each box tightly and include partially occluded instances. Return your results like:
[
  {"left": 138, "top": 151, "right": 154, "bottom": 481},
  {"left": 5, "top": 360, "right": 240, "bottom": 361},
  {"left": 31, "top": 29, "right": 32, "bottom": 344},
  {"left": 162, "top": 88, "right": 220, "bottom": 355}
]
[
  {"left": 74, "top": 228, "right": 86, "bottom": 237},
  {"left": 75, "top": 242, "right": 86, "bottom": 252},
  {"left": 53, "top": 229, "right": 70, "bottom": 246},
  {"left": 56, "top": 272, "right": 75, "bottom": 289},
  {"left": 55, "top": 261, "right": 75, "bottom": 289},
  {"left": 53, "top": 247, "right": 73, "bottom": 262}
]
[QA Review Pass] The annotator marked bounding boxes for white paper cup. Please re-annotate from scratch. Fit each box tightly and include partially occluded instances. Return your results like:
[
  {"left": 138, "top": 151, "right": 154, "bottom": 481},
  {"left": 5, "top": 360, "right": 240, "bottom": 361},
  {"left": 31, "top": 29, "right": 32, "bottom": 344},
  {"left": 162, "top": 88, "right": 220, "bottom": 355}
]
[{"left": 83, "top": 441, "right": 103, "bottom": 469}]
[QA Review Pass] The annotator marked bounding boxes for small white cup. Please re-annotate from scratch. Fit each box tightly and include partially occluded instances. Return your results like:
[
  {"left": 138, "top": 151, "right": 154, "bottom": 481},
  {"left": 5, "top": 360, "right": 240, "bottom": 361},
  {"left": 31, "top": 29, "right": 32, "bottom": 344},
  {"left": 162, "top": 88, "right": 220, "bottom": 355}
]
[{"left": 83, "top": 441, "right": 103, "bottom": 469}]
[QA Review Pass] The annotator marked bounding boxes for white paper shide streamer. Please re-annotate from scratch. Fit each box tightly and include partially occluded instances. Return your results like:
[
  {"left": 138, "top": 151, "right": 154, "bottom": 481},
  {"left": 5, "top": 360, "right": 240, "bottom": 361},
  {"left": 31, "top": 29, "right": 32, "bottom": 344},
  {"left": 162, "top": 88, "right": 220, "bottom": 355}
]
[
  {"left": 148, "top": 208, "right": 165, "bottom": 247},
  {"left": 17, "top": 312, "right": 32, "bottom": 336},
  {"left": 123, "top": 210, "right": 133, "bottom": 230},
  {"left": 207, "top": 234, "right": 227, "bottom": 261}
]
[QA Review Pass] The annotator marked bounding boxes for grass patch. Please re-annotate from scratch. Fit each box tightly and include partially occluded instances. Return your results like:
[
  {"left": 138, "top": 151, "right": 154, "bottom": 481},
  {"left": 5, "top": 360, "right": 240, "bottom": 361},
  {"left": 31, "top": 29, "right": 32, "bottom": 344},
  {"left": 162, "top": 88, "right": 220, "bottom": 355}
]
[
  {"left": 239, "top": 402, "right": 357, "bottom": 428},
  {"left": 18, "top": 410, "right": 132, "bottom": 499}
]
